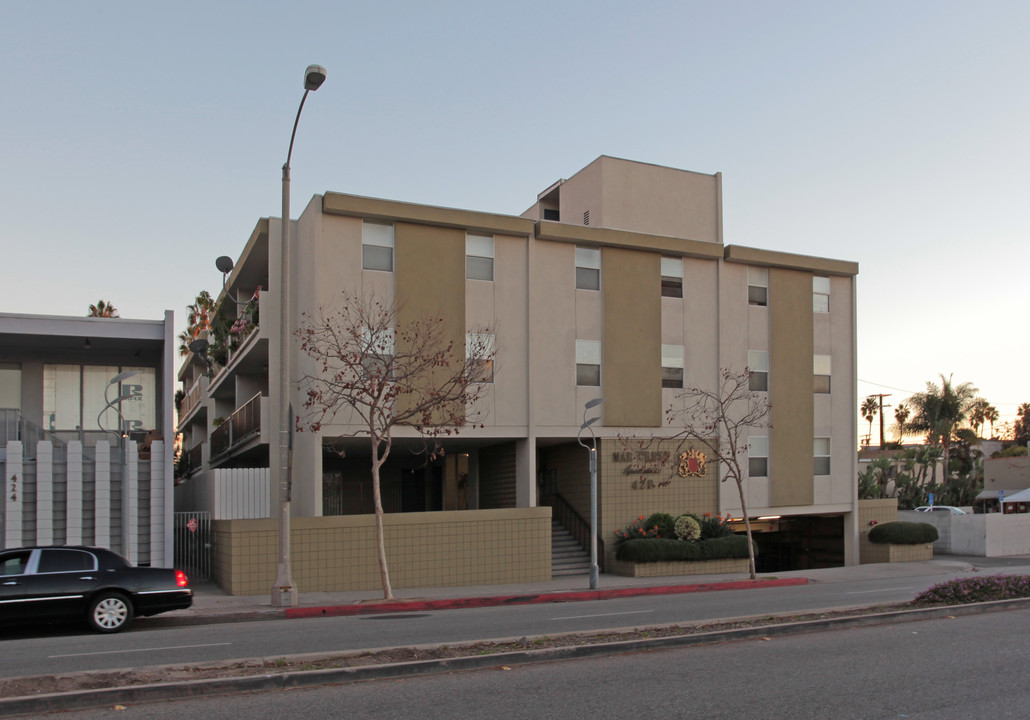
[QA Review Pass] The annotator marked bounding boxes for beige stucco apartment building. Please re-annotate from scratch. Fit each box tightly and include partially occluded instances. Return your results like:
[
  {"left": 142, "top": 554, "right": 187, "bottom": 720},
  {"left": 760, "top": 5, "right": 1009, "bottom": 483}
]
[{"left": 178, "top": 156, "right": 859, "bottom": 594}]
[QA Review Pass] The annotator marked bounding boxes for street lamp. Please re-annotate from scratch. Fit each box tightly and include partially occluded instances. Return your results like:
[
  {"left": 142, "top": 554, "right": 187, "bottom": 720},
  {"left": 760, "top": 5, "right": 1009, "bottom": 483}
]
[
  {"left": 272, "top": 64, "right": 327, "bottom": 608},
  {"left": 577, "top": 396, "right": 604, "bottom": 590}
]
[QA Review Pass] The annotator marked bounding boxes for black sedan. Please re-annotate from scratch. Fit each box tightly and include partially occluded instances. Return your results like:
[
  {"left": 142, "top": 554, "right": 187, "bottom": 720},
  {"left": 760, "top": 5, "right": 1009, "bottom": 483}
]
[{"left": 0, "top": 546, "right": 192, "bottom": 633}]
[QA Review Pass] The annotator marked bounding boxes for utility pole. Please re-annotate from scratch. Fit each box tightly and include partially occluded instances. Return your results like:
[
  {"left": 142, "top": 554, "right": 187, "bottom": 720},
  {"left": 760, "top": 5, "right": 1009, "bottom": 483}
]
[{"left": 869, "top": 393, "right": 892, "bottom": 449}]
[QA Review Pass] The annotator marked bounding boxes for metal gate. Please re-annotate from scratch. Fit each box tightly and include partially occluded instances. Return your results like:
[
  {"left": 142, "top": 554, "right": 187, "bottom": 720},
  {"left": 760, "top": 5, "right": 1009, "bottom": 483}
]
[{"left": 173, "top": 511, "right": 211, "bottom": 581}]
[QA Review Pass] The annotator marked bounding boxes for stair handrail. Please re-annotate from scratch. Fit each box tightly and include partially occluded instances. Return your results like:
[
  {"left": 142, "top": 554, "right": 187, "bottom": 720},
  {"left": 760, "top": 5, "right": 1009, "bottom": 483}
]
[{"left": 551, "top": 492, "right": 604, "bottom": 571}]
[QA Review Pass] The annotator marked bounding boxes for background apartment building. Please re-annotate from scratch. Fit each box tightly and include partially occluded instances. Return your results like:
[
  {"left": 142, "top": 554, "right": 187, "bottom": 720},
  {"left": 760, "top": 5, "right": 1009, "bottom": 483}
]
[{"left": 178, "top": 156, "right": 859, "bottom": 593}]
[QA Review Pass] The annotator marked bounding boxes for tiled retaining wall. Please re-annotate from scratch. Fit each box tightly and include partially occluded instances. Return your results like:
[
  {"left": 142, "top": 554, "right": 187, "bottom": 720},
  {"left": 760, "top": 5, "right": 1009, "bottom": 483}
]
[{"left": 212, "top": 507, "right": 551, "bottom": 595}]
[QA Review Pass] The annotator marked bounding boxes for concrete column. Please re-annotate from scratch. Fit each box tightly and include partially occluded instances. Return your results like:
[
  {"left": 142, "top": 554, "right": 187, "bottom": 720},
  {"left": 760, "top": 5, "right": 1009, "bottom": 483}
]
[
  {"left": 123, "top": 443, "right": 139, "bottom": 563},
  {"left": 36, "top": 441, "right": 53, "bottom": 546},
  {"left": 150, "top": 440, "right": 166, "bottom": 567},
  {"left": 515, "top": 438, "right": 536, "bottom": 508},
  {"left": 66, "top": 442, "right": 83, "bottom": 545},
  {"left": 4, "top": 441, "right": 23, "bottom": 549},
  {"left": 95, "top": 442, "right": 111, "bottom": 548}
]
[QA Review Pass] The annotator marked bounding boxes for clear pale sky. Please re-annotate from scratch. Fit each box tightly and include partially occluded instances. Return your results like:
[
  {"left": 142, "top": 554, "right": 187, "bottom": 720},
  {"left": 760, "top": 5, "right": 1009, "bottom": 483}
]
[{"left": 3, "top": 1, "right": 1028, "bottom": 440}]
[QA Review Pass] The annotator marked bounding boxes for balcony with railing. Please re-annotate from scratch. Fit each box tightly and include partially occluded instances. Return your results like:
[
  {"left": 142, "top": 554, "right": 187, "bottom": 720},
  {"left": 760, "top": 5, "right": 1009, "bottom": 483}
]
[
  {"left": 177, "top": 375, "right": 208, "bottom": 429},
  {"left": 209, "top": 393, "right": 266, "bottom": 462}
]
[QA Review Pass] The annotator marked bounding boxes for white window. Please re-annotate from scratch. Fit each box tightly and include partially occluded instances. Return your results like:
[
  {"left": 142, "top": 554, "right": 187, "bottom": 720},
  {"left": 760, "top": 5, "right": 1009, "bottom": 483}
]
[
  {"left": 466, "top": 333, "right": 495, "bottom": 383},
  {"left": 815, "top": 437, "right": 831, "bottom": 475},
  {"left": 0, "top": 363, "right": 21, "bottom": 410},
  {"left": 748, "top": 266, "right": 768, "bottom": 306},
  {"left": 466, "top": 234, "right": 494, "bottom": 281},
  {"left": 43, "top": 364, "right": 155, "bottom": 433},
  {"left": 360, "top": 327, "right": 395, "bottom": 379},
  {"left": 813, "top": 276, "right": 830, "bottom": 313},
  {"left": 661, "top": 257, "right": 683, "bottom": 298},
  {"left": 749, "top": 436, "right": 769, "bottom": 477},
  {"left": 814, "top": 355, "right": 831, "bottom": 394},
  {"left": 661, "top": 345, "right": 684, "bottom": 389},
  {"left": 748, "top": 350, "right": 769, "bottom": 392},
  {"left": 576, "top": 339, "right": 601, "bottom": 386},
  {"left": 575, "top": 247, "right": 601, "bottom": 290},
  {"left": 362, "top": 221, "right": 394, "bottom": 272}
]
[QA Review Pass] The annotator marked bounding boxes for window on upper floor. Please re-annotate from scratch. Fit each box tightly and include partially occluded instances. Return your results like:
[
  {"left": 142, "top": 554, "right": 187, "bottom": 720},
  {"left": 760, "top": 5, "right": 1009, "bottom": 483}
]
[
  {"left": 661, "top": 257, "right": 683, "bottom": 298},
  {"left": 813, "top": 276, "right": 830, "bottom": 313},
  {"left": 748, "top": 350, "right": 769, "bottom": 392},
  {"left": 0, "top": 363, "right": 21, "bottom": 410},
  {"left": 748, "top": 267, "right": 768, "bottom": 306},
  {"left": 662, "top": 345, "right": 684, "bottom": 389},
  {"left": 749, "top": 436, "right": 769, "bottom": 477},
  {"left": 362, "top": 221, "right": 394, "bottom": 272},
  {"left": 814, "top": 355, "right": 831, "bottom": 394},
  {"left": 576, "top": 339, "right": 601, "bottom": 386},
  {"left": 43, "top": 364, "right": 155, "bottom": 433},
  {"left": 466, "top": 333, "right": 495, "bottom": 383},
  {"left": 815, "top": 437, "right": 831, "bottom": 475},
  {"left": 575, "top": 247, "right": 601, "bottom": 290},
  {"left": 466, "top": 234, "right": 494, "bottom": 281},
  {"left": 359, "top": 327, "right": 395, "bottom": 380}
]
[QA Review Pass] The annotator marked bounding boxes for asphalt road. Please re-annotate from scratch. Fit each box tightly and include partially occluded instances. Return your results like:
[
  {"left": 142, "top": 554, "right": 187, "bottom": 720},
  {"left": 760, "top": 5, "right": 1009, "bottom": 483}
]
[
  {"left": 0, "top": 568, "right": 970, "bottom": 679},
  {"left": 37, "top": 607, "right": 1030, "bottom": 720}
]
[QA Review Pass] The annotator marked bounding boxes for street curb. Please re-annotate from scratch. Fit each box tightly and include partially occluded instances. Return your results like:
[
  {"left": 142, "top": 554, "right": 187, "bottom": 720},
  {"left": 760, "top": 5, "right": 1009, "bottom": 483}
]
[
  {"left": 5, "top": 596, "right": 1030, "bottom": 717},
  {"left": 283, "top": 577, "right": 810, "bottom": 619}
]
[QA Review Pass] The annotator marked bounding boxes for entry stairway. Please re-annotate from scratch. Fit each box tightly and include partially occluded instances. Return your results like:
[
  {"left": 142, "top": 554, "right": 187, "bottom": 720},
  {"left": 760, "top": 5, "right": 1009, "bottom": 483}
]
[{"left": 551, "top": 520, "right": 592, "bottom": 577}]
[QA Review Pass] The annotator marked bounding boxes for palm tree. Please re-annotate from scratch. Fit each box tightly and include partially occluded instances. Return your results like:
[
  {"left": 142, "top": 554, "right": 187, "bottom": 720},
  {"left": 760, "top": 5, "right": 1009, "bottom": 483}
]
[
  {"left": 984, "top": 405, "right": 999, "bottom": 438},
  {"left": 1016, "top": 402, "right": 1030, "bottom": 445},
  {"left": 906, "top": 374, "right": 977, "bottom": 475},
  {"left": 861, "top": 396, "right": 878, "bottom": 446},
  {"left": 968, "top": 398, "right": 991, "bottom": 438},
  {"left": 894, "top": 402, "right": 910, "bottom": 443},
  {"left": 178, "top": 291, "right": 215, "bottom": 356},
  {"left": 87, "top": 300, "right": 119, "bottom": 317}
]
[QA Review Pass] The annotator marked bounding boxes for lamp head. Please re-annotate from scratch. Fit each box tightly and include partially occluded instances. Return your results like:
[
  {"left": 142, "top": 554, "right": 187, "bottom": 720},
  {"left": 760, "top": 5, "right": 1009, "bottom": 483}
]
[
  {"left": 188, "top": 338, "right": 209, "bottom": 355},
  {"left": 215, "top": 256, "right": 235, "bottom": 274},
  {"left": 304, "top": 65, "right": 327, "bottom": 91}
]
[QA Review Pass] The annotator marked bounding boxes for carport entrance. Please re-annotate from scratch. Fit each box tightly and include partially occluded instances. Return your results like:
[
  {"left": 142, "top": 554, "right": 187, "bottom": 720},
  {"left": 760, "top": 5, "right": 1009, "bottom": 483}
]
[{"left": 753, "top": 515, "right": 845, "bottom": 572}]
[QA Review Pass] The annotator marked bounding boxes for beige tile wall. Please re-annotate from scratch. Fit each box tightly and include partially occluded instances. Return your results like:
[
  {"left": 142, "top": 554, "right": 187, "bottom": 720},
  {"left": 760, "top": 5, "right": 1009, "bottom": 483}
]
[
  {"left": 212, "top": 507, "right": 551, "bottom": 595},
  {"left": 608, "top": 557, "right": 749, "bottom": 578},
  {"left": 857, "top": 498, "right": 899, "bottom": 564}
]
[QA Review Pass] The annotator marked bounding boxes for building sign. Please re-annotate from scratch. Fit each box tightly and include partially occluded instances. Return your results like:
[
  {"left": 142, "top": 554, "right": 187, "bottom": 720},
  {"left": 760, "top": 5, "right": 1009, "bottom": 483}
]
[{"left": 677, "top": 449, "right": 707, "bottom": 477}]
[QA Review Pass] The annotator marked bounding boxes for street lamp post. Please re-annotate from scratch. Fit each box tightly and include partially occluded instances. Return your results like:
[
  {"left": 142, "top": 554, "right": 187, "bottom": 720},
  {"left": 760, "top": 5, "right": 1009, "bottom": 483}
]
[
  {"left": 576, "top": 397, "right": 604, "bottom": 590},
  {"left": 272, "top": 64, "right": 327, "bottom": 608}
]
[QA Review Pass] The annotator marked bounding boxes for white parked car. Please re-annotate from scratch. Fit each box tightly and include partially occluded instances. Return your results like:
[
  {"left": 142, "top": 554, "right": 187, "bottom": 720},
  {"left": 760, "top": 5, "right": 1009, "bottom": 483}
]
[{"left": 914, "top": 506, "right": 967, "bottom": 515}]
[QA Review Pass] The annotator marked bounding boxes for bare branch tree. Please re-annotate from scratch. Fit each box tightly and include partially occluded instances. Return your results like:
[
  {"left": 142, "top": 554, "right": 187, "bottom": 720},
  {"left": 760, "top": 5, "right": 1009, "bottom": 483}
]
[
  {"left": 666, "top": 368, "right": 770, "bottom": 579},
  {"left": 295, "top": 293, "right": 495, "bottom": 599}
]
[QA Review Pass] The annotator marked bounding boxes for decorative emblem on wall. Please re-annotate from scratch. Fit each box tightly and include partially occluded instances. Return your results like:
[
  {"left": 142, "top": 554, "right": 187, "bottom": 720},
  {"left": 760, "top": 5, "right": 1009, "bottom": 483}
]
[{"left": 677, "top": 449, "right": 707, "bottom": 477}]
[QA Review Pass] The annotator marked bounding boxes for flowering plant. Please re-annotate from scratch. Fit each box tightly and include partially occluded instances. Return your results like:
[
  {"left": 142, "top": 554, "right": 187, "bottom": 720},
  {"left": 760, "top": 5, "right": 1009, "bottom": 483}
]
[
  {"left": 613, "top": 515, "right": 661, "bottom": 544},
  {"left": 230, "top": 286, "right": 262, "bottom": 339}
]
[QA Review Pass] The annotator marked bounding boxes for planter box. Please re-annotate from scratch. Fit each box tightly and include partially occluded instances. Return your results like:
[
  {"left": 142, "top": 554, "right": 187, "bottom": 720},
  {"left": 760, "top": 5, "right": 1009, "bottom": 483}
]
[
  {"left": 862, "top": 542, "right": 933, "bottom": 564},
  {"left": 608, "top": 557, "right": 750, "bottom": 578}
]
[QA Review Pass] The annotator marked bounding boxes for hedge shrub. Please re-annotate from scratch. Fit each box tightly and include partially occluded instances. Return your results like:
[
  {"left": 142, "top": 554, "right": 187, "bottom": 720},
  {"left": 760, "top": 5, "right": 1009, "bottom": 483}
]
[
  {"left": 644, "top": 512, "right": 677, "bottom": 539},
  {"left": 868, "top": 521, "right": 938, "bottom": 545},
  {"left": 615, "top": 535, "right": 754, "bottom": 563},
  {"left": 913, "top": 575, "right": 1030, "bottom": 605}
]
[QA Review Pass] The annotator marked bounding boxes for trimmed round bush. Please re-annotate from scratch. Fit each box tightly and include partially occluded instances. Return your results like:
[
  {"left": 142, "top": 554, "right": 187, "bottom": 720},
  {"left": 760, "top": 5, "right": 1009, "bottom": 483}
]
[
  {"left": 913, "top": 575, "right": 1030, "bottom": 605},
  {"left": 868, "top": 521, "right": 938, "bottom": 545},
  {"left": 674, "top": 514, "right": 701, "bottom": 541},
  {"left": 615, "top": 535, "right": 754, "bottom": 563},
  {"left": 644, "top": 512, "right": 677, "bottom": 539}
]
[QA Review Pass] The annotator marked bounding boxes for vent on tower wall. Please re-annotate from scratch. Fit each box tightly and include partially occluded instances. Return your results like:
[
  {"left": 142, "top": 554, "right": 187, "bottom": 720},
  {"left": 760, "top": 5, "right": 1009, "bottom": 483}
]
[{"left": 583, "top": 210, "right": 590, "bottom": 226}]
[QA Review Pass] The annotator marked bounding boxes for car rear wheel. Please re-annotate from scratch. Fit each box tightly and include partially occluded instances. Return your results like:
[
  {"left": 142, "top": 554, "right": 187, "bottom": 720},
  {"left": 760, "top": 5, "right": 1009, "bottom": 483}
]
[{"left": 88, "top": 592, "right": 134, "bottom": 633}]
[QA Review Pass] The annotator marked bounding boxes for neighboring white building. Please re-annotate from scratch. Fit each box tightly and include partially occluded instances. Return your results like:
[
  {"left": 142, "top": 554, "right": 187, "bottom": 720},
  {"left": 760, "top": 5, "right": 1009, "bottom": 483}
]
[{"left": 0, "top": 312, "right": 176, "bottom": 565}]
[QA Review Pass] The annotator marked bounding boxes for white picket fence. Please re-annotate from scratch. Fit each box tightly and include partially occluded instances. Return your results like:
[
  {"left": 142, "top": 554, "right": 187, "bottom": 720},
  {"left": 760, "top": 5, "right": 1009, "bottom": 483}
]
[{"left": 174, "top": 468, "right": 270, "bottom": 520}]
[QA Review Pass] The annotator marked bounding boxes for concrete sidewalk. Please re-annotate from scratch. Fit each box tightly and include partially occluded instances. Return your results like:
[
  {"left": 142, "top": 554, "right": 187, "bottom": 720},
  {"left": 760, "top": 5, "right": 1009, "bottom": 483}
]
[{"left": 165, "top": 555, "right": 1022, "bottom": 625}]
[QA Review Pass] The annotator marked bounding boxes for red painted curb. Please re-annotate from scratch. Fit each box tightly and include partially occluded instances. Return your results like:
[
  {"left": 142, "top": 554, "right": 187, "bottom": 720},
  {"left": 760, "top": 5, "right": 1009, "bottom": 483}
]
[{"left": 284, "top": 577, "right": 808, "bottom": 619}]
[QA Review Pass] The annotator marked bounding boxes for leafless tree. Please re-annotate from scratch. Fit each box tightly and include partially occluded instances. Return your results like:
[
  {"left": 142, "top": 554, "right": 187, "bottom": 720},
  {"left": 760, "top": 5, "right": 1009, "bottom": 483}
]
[
  {"left": 666, "top": 368, "right": 771, "bottom": 579},
  {"left": 295, "top": 293, "right": 495, "bottom": 599}
]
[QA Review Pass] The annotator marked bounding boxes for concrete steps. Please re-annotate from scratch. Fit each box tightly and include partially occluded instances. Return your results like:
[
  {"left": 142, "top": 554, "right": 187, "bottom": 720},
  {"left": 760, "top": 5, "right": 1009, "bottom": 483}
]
[{"left": 551, "top": 521, "right": 591, "bottom": 577}]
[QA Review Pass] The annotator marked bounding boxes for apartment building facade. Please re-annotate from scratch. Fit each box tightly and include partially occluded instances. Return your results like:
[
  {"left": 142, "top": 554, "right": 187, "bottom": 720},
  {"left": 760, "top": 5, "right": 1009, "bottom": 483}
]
[{"left": 179, "top": 156, "right": 859, "bottom": 593}]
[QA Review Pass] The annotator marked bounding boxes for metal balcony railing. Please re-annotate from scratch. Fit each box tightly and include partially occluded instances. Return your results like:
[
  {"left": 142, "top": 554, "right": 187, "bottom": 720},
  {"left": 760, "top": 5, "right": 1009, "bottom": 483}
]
[{"left": 209, "top": 393, "right": 263, "bottom": 460}]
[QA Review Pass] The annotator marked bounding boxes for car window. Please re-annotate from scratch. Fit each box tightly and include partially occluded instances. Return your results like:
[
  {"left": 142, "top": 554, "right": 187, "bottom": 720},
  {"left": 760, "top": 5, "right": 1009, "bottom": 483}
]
[
  {"left": 37, "top": 549, "right": 97, "bottom": 573},
  {"left": 0, "top": 551, "right": 32, "bottom": 576}
]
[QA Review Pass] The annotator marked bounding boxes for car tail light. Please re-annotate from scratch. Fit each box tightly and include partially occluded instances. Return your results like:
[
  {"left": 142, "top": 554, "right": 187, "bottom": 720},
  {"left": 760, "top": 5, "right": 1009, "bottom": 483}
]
[{"left": 175, "top": 570, "right": 189, "bottom": 587}]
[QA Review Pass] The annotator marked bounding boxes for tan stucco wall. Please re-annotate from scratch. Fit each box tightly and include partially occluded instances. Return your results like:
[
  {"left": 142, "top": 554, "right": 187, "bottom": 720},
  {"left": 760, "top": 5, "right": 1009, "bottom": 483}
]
[
  {"left": 212, "top": 508, "right": 551, "bottom": 595},
  {"left": 984, "top": 456, "right": 1030, "bottom": 492},
  {"left": 602, "top": 247, "right": 661, "bottom": 427},
  {"left": 769, "top": 268, "right": 814, "bottom": 507},
  {"left": 395, "top": 222, "right": 466, "bottom": 424}
]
